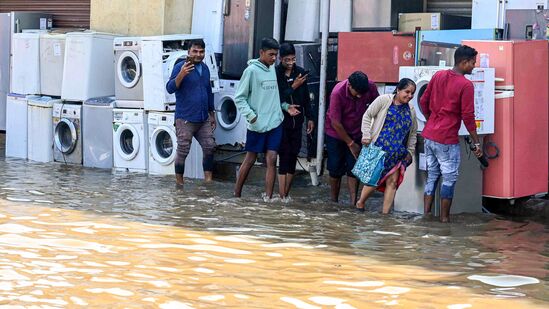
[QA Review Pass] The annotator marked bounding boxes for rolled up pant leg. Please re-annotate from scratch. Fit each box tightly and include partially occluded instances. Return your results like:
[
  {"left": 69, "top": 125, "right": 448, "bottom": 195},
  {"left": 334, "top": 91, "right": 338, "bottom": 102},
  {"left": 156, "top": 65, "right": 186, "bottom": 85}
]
[{"left": 424, "top": 139, "right": 460, "bottom": 199}]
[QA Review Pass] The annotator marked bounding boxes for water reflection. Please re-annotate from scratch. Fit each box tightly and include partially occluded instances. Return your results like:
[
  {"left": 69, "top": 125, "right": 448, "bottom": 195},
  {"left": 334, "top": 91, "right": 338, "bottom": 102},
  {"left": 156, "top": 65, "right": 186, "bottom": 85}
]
[{"left": 0, "top": 158, "right": 547, "bottom": 307}]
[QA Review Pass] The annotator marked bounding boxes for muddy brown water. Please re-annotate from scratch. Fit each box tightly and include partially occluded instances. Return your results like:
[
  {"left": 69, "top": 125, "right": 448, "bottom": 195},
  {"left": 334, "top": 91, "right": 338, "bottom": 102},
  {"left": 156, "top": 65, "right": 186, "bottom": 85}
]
[{"left": 0, "top": 158, "right": 547, "bottom": 308}]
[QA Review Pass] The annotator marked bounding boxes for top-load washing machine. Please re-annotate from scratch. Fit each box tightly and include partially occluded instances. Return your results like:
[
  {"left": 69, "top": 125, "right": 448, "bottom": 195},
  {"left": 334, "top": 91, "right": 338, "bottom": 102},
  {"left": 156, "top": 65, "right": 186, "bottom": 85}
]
[
  {"left": 214, "top": 79, "right": 247, "bottom": 146},
  {"left": 114, "top": 37, "right": 143, "bottom": 105},
  {"left": 53, "top": 102, "right": 82, "bottom": 164},
  {"left": 62, "top": 31, "right": 118, "bottom": 101},
  {"left": 11, "top": 31, "right": 42, "bottom": 95},
  {"left": 399, "top": 66, "right": 496, "bottom": 135},
  {"left": 113, "top": 108, "right": 148, "bottom": 172},
  {"left": 27, "top": 96, "right": 60, "bottom": 162},
  {"left": 141, "top": 34, "right": 220, "bottom": 111},
  {"left": 147, "top": 111, "right": 204, "bottom": 178},
  {"left": 83, "top": 96, "right": 116, "bottom": 169},
  {"left": 5, "top": 93, "right": 31, "bottom": 158},
  {"left": 40, "top": 31, "right": 70, "bottom": 97}
]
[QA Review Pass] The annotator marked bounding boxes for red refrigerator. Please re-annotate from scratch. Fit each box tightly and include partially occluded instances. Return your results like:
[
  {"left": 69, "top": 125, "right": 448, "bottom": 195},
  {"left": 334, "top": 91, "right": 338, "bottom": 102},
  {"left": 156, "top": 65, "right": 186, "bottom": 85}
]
[
  {"left": 463, "top": 40, "right": 549, "bottom": 199},
  {"left": 338, "top": 32, "right": 415, "bottom": 83}
]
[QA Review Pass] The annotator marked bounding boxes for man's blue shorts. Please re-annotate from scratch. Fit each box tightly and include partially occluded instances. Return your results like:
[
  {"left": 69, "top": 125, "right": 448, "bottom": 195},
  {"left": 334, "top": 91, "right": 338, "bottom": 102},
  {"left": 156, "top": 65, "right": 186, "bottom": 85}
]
[{"left": 244, "top": 124, "right": 283, "bottom": 153}]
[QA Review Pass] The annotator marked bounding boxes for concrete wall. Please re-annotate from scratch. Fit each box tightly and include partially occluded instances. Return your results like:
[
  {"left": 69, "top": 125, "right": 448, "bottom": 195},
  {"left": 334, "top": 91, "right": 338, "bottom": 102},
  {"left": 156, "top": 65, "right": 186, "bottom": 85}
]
[{"left": 90, "top": 0, "right": 193, "bottom": 36}]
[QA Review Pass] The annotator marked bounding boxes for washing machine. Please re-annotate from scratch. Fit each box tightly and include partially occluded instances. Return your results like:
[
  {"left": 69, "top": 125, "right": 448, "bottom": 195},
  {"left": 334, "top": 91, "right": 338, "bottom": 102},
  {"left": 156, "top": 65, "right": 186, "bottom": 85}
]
[
  {"left": 61, "top": 31, "right": 118, "bottom": 101},
  {"left": 147, "top": 111, "right": 204, "bottom": 178},
  {"left": 27, "top": 96, "right": 60, "bottom": 162},
  {"left": 141, "top": 34, "right": 220, "bottom": 111},
  {"left": 11, "top": 31, "right": 41, "bottom": 95},
  {"left": 114, "top": 37, "right": 144, "bottom": 105},
  {"left": 40, "top": 31, "right": 69, "bottom": 97},
  {"left": 5, "top": 93, "right": 31, "bottom": 158},
  {"left": 83, "top": 96, "right": 115, "bottom": 169},
  {"left": 53, "top": 102, "right": 82, "bottom": 164},
  {"left": 399, "top": 66, "right": 496, "bottom": 135},
  {"left": 214, "top": 79, "right": 247, "bottom": 146},
  {"left": 113, "top": 108, "right": 148, "bottom": 172}
]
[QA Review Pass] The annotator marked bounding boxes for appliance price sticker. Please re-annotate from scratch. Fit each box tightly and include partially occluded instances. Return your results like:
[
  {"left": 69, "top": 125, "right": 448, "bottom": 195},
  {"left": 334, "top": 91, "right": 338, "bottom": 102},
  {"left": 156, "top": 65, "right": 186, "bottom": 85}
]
[{"left": 54, "top": 43, "right": 62, "bottom": 56}]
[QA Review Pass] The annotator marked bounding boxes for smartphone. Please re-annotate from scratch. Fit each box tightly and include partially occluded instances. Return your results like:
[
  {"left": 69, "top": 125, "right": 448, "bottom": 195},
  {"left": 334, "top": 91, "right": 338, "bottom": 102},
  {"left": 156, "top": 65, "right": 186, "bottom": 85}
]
[
  {"left": 302, "top": 70, "right": 310, "bottom": 76},
  {"left": 186, "top": 55, "right": 196, "bottom": 64}
]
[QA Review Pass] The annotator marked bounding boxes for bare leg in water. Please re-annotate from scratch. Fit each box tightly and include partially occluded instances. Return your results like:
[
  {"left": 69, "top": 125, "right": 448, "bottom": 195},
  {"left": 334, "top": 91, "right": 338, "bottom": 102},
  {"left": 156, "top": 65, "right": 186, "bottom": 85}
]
[
  {"left": 356, "top": 185, "right": 377, "bottom": 210},
  {"left": 440, "top": 198, "right": 452, "bottom": 223},
  {"left": 264, "top": 150, "right": 278, "bottom": 199},
  {"left": 234, "top": 152, "right": 257, "bottom": 197},
  {"left": 329, "top": 176, "right": 342, "bottom": 202},
  {"left": 381, "top": 170, "right": 400, "bottom": 214},
  {"left": 347, "top": 176, "right": 359, "bottom": 207}
]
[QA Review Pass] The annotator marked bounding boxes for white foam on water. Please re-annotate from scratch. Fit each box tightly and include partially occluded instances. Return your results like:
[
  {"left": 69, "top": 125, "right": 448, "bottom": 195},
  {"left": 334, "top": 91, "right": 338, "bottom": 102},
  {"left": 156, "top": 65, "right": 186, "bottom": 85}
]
[
  {"left": 467, "top": 275, "right": 540, "bottom": 287},
  {"left": 0, "top": 281, "right": 13, "bottom": 291},
  {"left": 373, "top": 231, "right": 401, "bottom": 236},
  {"left": 38, "top": 214, "right": 51, "bottom": 217},
  {"left": 262, "top": 243, "right": 308, "bottom": 248},
  {"left": 188, "top": 256, "right": 208, "bottom": 261},
  {"left": 82, "top": 261, "right": 107, "bottom": 267},
  {"left": 85, "top": 288, "right": 134, "bottom": 297},
  {"left": 385, "top": 300, "right": 399, "bottom": 306},
  {"left": 70, "top": 296, "right": 88, "bottom": 306},
  {"left": 207, "top": 227, "right": 254, "bottom": 232},
  {"left": 266, "top": 252, "right": 283, "bottom": 257},
  {"left": 142, "top": 297, "right": 156, "bottom": 302},
  {"left": 447, "top": 305, "right": 472, "bottom": 309},
  {"left": 30, "top": 290, "right": 43, "bottom": 295},
  {"left": 34, "top": 200, "right": 54, "bottom": 204},
  {"left": 127, "top": 272, "right": 156, "bottom": 279},
  {"left": 335, "top": 304, "right": 358, "bottom": 309},
  {"left": 0, "top": 214, "right": 6, "bottom": 218},
  {"left": 189, "top": 238, "right": 218, "bottom": 245},
  {"left": 2, "top": 187, "right": 21, "bottom": 191},
  {"left": 0, "top": 270, "right": 30, "bottom": 281},
  {"left": 159, "top": 301, "right": 195, "bottom": 309},
  {"left": 234, "top": 294, "right": 250, "bottom": 299},
  {"left": 191, "top": 217, "right": 219, "bottom": 221},
  {"left": 370, "top": 287, "right": 411, "bottom": 295},
  {"left": 336, "top": 288, "right": 363, "bottom": 292},
  {"left": 309, "top": 296, "right": 345, "bottom": 305},
  {"left": 139, "top": 244, "right": 251, "bottom": 255},
  {"left": 18, "top": 295, "right": 68, "bottom": 306},
  {"left": 6, "top": 197, "right": 32, "bottom": 202},
  {"left": 34, "top": 279, "right": 73, "bottom": 287},
  {"left": 193, "top": 268, "right": 215, "bottom": 274},
  {"left": 186, "top": 233, "right": 201, "bottom": 237},
  {"left": 53, "top": 255, "right": 78, "bottom": 260},
  {"left": 11, "top": 216, "right": 37, "bottom": 220},
  {"left": 224, "top": 258, "right": 255, "bottom": 264},
  {"left": 28, "top": 190, "right": 46, "bottom": 196},
  {"left": 280, "top": 297, "right": 321, "bottom": 309},
  {"left": 199, "top": 295, "right": 225, "bottom": 301},
  {"left": 0, "top": 224, "right": 43, "bottom": 234},
  {"left": 120, "top": 238, "right": 151, "bottom": 243},
  {"left": 324, "top": 280, "right": 385, "bottom": 287}
]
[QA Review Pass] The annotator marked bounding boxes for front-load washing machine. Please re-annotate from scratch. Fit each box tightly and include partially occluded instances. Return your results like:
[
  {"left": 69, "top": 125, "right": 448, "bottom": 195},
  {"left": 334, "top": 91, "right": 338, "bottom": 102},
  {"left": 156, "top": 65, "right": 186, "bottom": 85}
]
[
  {"left": 214, "top": 79, "right": 246, "bottom": 146},
  {"left": 53, "top": 102, "right": 82, "bottom": 164},
  {"left": 399, "top": 66, "right": 496, "bottom": 135},
  {"left": 5, "top": 93, "right": 31, "bottom": 158},
  {"left": 141, "top": 34, "right": 220, "bottom": 112},
  {"left": 113, "top": 108, "right": 148, "bottom": 172},
  {"left": 83, "top": 96, "right": 115, "bottom": 169},
  {"left": 147, "top": 111, "right": 204, "bottom": 178},
  {"left": 11, "top": 31, "right": 41, "bottom": 95},
  {"left": 27, "top": 96, "right": 60, "bottom": 162},
  {"left": 61, "top": 31, "right": 118, "bottom": 101},
  {"left": 40, "top": 31, "right": 69, "bottom": 97},
  {"left": 114, "top": 37, "right": 143, "bottom": 104}
]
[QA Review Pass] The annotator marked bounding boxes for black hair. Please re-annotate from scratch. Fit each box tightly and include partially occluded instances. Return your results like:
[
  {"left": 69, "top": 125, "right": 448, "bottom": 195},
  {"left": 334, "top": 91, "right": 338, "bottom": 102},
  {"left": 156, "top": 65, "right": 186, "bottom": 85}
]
[
  {"left": 189, "top": 39, "right": 206, "bottom": 49},
  {"left": 393, "top": 78, "right": 416, "bottom": 94},
  {"left": 454, "top": 45, "right": 478, "bottom": 65},
  {"left": 260, "top": 37, "right": 280, "bottom": 51},
  {"left": 279, "top": 43, "right": 295, "bottom": 57},
  {"left": 348, "top": 71, "right": 370, "bottom": 94}
]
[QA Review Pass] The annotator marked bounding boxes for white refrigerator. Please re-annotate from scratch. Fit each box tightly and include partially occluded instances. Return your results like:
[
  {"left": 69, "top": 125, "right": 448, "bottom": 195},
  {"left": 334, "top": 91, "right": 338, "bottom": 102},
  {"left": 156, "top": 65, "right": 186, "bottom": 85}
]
[{"left": 472, "top": 0, "right": 549, "bottom": 29}]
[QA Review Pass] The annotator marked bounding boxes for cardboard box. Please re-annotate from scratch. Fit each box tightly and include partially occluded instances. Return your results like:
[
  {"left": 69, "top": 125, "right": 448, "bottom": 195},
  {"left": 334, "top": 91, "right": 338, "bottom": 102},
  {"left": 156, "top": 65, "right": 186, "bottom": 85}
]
[{"left": 398, "top": 13, "right": 471, "bottom": 32}]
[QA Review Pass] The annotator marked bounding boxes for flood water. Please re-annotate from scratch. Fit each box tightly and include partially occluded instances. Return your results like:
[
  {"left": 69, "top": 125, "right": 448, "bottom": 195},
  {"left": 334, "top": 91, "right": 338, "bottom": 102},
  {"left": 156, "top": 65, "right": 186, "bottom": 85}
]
[{"left": 0, "top": 158, "right": 547, "bottom": 308}]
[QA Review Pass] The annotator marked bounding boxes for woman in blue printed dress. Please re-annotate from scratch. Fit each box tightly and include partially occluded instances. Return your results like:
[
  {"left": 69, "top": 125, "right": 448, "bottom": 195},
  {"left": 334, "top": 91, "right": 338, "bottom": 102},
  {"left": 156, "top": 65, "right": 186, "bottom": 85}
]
[{"left": 356, "top": 78, "right": 419, "bottom": 213}]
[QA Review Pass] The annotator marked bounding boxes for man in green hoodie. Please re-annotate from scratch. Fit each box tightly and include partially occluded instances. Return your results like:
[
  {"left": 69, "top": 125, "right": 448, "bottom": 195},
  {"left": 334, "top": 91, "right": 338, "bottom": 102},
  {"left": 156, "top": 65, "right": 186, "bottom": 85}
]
[{"left": 234, "top": 37, "right": 300, "bottom": 200}]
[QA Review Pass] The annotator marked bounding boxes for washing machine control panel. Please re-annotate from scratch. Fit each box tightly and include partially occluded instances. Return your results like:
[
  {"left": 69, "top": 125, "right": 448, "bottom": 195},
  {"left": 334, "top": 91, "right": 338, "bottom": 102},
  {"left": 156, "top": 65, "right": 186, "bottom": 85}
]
[{"left": 113, "top": 110, "right": 144, "bottom": 123}]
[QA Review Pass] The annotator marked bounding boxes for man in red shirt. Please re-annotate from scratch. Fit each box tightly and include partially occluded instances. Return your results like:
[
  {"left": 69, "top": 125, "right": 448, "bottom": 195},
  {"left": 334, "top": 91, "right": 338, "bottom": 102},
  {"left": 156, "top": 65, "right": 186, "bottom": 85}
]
[{"left": 419, "top": 45, "right": 483, "bottom": 223}]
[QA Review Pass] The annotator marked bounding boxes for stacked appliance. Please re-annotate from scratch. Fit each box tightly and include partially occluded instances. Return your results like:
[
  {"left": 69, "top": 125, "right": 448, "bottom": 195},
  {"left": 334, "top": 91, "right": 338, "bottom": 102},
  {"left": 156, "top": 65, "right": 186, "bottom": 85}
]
[
  {"left": 395, "top": 66, "right": 496, "bottom": 214},
  {"left": 27, "top": 96, "right": 60, "bottom": 163},
  {"left": 472, "top": 0, "right": 548, "bottom": 29},
  {"left": 11, "top": 31, "right": 42, "bottom": 96},
  {"left": 53, "top": 102, "right": 82, "bottom": 164},
  {"left": 463, "top": 40, "right": 549, "bottom": 200},
  {"left": 506, "top": 8, "right": 549, "bottom": 40},
  {"left": 40, "top": 30, "right": 70, "bottom": 97},
  {"left": 83, "top": 96, "right": 116, "bottom": 169},
  {"left": 214, "top": 79, "right": 246, "bottom": 146},
  {"left": 191, "top": 0, "right": 224, "bottom": 56},
  {"left": 352, "top": 0, "right": 423, "bottom": 31},
  {"left": 5, "top": 94, "right": 30, "bottom": 159},
  {"left": 113, "top": 108, "right": 148, "bottom": 172},
  {"left": 0, "top": 12, "right": 52, "bottom": 132}
]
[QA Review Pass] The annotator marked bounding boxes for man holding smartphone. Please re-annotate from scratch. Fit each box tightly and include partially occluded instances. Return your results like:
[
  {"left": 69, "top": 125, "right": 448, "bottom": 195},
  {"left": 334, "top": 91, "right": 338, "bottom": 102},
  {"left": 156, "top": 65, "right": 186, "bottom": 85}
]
[
  {"left": 275, "top": 43, "right": 314, "bottom": 201},
  {"left": 166, "top": 39, "right": 216, "bottom": 187}
]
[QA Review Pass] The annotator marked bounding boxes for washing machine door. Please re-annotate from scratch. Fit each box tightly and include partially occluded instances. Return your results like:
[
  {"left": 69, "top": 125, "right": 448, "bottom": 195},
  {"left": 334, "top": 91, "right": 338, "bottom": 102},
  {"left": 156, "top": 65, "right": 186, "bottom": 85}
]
[
  {"left": 411, "top": 76, "right": 431, "bottom": 129},
  {"left": 115, "top": 123, "right": 140, "bottom": 161},
  {"left": 54, "top": 118, "right": 78, "bottom": 154},
  {"left": 151, "top": 126, "right": 177, "bottom": 165},
  {"left": 216, "top": 95, "right": 241, "bottom": 130},
  {"left": 117, "top": 51, "right": 141, "bottom": 89}
]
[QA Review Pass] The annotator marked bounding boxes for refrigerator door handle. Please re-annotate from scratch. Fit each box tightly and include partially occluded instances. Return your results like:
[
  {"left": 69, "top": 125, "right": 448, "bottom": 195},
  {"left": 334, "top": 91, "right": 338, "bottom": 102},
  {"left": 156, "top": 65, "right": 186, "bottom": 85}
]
[
  {"left": 223, "top": 0, "right": 230, "bottom": 16},
  {"left": 495, "top": 90, "right": 514, "bottom": 99}
]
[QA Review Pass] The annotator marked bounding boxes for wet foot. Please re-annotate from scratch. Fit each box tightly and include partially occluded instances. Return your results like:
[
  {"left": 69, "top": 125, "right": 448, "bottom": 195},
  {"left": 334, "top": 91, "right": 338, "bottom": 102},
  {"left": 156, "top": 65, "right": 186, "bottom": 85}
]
[{"left": 355, "top": 201, "right": 365, "bottom": 212}]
